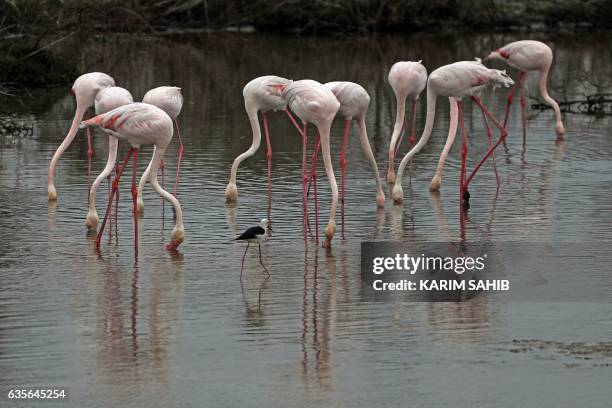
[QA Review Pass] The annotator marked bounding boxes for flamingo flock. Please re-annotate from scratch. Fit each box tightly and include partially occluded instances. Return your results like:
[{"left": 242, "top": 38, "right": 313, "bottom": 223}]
[{"left": 48, "top": 39, "right": 566, "bottom": 256}]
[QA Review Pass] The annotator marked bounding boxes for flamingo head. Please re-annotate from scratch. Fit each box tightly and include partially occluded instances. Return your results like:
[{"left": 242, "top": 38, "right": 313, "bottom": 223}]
[
  {"left": 86, "top": 209, "right": 99, "bottom": 230},
  {"left": 72, "top": 73, "right": 115, "bottom": 110},
  {"left": 376, "top": 191, "right": 386, "bottom": 208},
  {"left": 48, "top": 184, "right": 57, "bottom": 201},
  {"left": 323, "top": 220, "right": 336, "bottom": 248},
  {"left": 166, "top": 226, "right": 185, "bottom": 251},
  {"left": 489, "top": 69, "right": 514, "bottom": 90},
  {"left": 267, "top": 82, "right": 290, "bottom": 96},
  {"left": 225, "top": 182, "right": 238, "bottom": 203},
  {"left": 391, "top": 183, "right": 404, "bottom": 204},
  {"left": 484, "top": 48, "right": 511, "bottom": 62}
]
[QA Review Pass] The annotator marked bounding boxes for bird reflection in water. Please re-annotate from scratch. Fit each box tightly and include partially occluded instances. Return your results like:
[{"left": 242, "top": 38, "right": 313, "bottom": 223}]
[
  {"left": 92, "top": 249, "right": 184, "bottom": 390},
  {"left": 240, "top": 273, "right": 270, "bottom": 319},
  {"left": 301, "top": 248, "right": 337, "bottom": 393}
]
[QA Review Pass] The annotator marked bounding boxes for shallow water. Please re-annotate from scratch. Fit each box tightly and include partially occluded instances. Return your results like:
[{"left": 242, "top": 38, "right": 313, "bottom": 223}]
[{"left": 1, "top": 32, "right": 612, "bottom": 407}]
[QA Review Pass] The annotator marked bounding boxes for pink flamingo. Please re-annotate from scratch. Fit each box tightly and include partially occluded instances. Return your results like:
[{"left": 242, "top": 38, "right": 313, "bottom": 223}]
[
  {"left": 386, "top": 61, "right": 428, "bottom": 184},
  {"left": 315, "top": 81, "right": 385, "bottom": 208},
  {"left": 225, "top": 76, "right": 292, "bottom": 203},
  {"left": 282, "top": 80, "right": 340, "bottom": 248},
  {"left": 48, "top": 72, "right": 115, "bottom": 201},
  {"left": 85, "top": 87, "right": 134, "bottom": 230},
  {"left": 80, "top": 103, "right": 184, "bottom": 255},
  {"left": 136, "top": 86, "right": 184, "bottom": 213},
  {"left": 392, "top": 59, "right": 514, "bottom": 208},
  {"left": 484, "top": 40, "right": 566, "bottom": 138}
]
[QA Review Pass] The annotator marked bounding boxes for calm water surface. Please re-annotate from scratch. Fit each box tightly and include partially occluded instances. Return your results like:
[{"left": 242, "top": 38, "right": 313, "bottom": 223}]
[{"left": 1, "top": 32, "right": 612, "bottom": 407}]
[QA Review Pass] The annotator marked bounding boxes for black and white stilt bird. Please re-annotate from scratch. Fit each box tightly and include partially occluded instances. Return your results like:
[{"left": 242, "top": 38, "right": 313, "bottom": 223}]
[{"left": 237, "top": 218, "right": 270, "bottom": 280}]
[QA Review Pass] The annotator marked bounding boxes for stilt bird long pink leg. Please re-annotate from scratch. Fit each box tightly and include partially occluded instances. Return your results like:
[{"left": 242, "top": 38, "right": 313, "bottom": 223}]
[
  {"left": 240, "top": 243, "right": 250, "bottom": 281},
  {"left": 259, "top": 244, "right": 270, "bottom": 277}
]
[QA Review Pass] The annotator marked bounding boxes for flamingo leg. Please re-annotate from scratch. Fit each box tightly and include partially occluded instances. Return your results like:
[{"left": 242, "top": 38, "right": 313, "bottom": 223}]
[
  {"left": 302, "top": 124, "right": 309, "bottom": 235},
  {"left": 464, "top": 96, "right": 509, "bottom": 189},
  {"left": 132, "top": 148, "right": 139, "bottom": 258},
  {"left": 409, "top": 99, "right": 417, "bottom": 146},
  {"left": 161, "top": 158, "right": 165, "bottom": 222},
  {"left": 114, "top": 164, "right": 119, "bottom": 242},
  {"left": 306, "top": 137, "right": 321, "bottom": 198},
  {"left": 457, "top": 100, "right": 469, "bottom": 210},
  {"left": 262, "top": 112, "right": 273, "bottom": 227},
  {"left": 259, "top": 243, "right": 270, "bottom": 277},
  {"left": 263, "top": 112, "right": 272, "bottom": 174},
  {"left": 172, "top": 119, "right": 183, "bottom": 197},
  {"left": 482, "top": 110, "right": 500, "bottom": 186},
  {"left": 519, "top": 77, "right": 527, "bottom": 141},
  {"left": 87, "top": 127, "right": 93, "bottom": 204},
  {"left": 240, "top": 243, "right": 250, "bottom": 281},
  {"left": 96, "top": 148, "right": 134, "bottom": 249},
  {"left": 501, "top": 70, "right": 526, "bottom": 148},
  {"left": 340, "top": 119, "right": 350, "bottom": 204},
  {"left": 285, "top": 109, "right": 306, "bottom": 138},
  {"left": 393, "top": 117, "right": 408, "bottom": 157},
  {"left": 309, "top": 132, "right": 320, "bottom": 244}
]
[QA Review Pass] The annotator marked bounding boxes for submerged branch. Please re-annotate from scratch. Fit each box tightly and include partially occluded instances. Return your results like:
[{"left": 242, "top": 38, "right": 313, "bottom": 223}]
[{"left": 531, "top": 93, "right": 612, "bottom": 116}]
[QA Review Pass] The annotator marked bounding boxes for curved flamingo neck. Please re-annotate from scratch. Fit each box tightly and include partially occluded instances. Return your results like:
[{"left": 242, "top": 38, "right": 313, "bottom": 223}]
[
  {"left": 48, "top": 103, "right": 88, "bottom": 185},
  {"left": 317, "top": 124, "right": 338, "bottom": 221},
  {"left": 150, "top": 145, "right": 183, "bottom": 228},
  {"left": 538, "top": 65, "right": 564, "bottom": 130},
  {"left": 395, "top": 85, "right": 438, "bottom": 182},
  {"left": 229, "top": 107, "right": 261, "bottom": 184},
  {"left": 89, "top": 136, "right": 118, "bottom": 214},
  {"left": 393, "top": 93, "right": 407, "bottom": 135},
  {"left": 357, "top": 117, "right": 384, "bottom": 195},
  {"left": 389, "top": 93, "right": 407, "bottom": 153}
]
